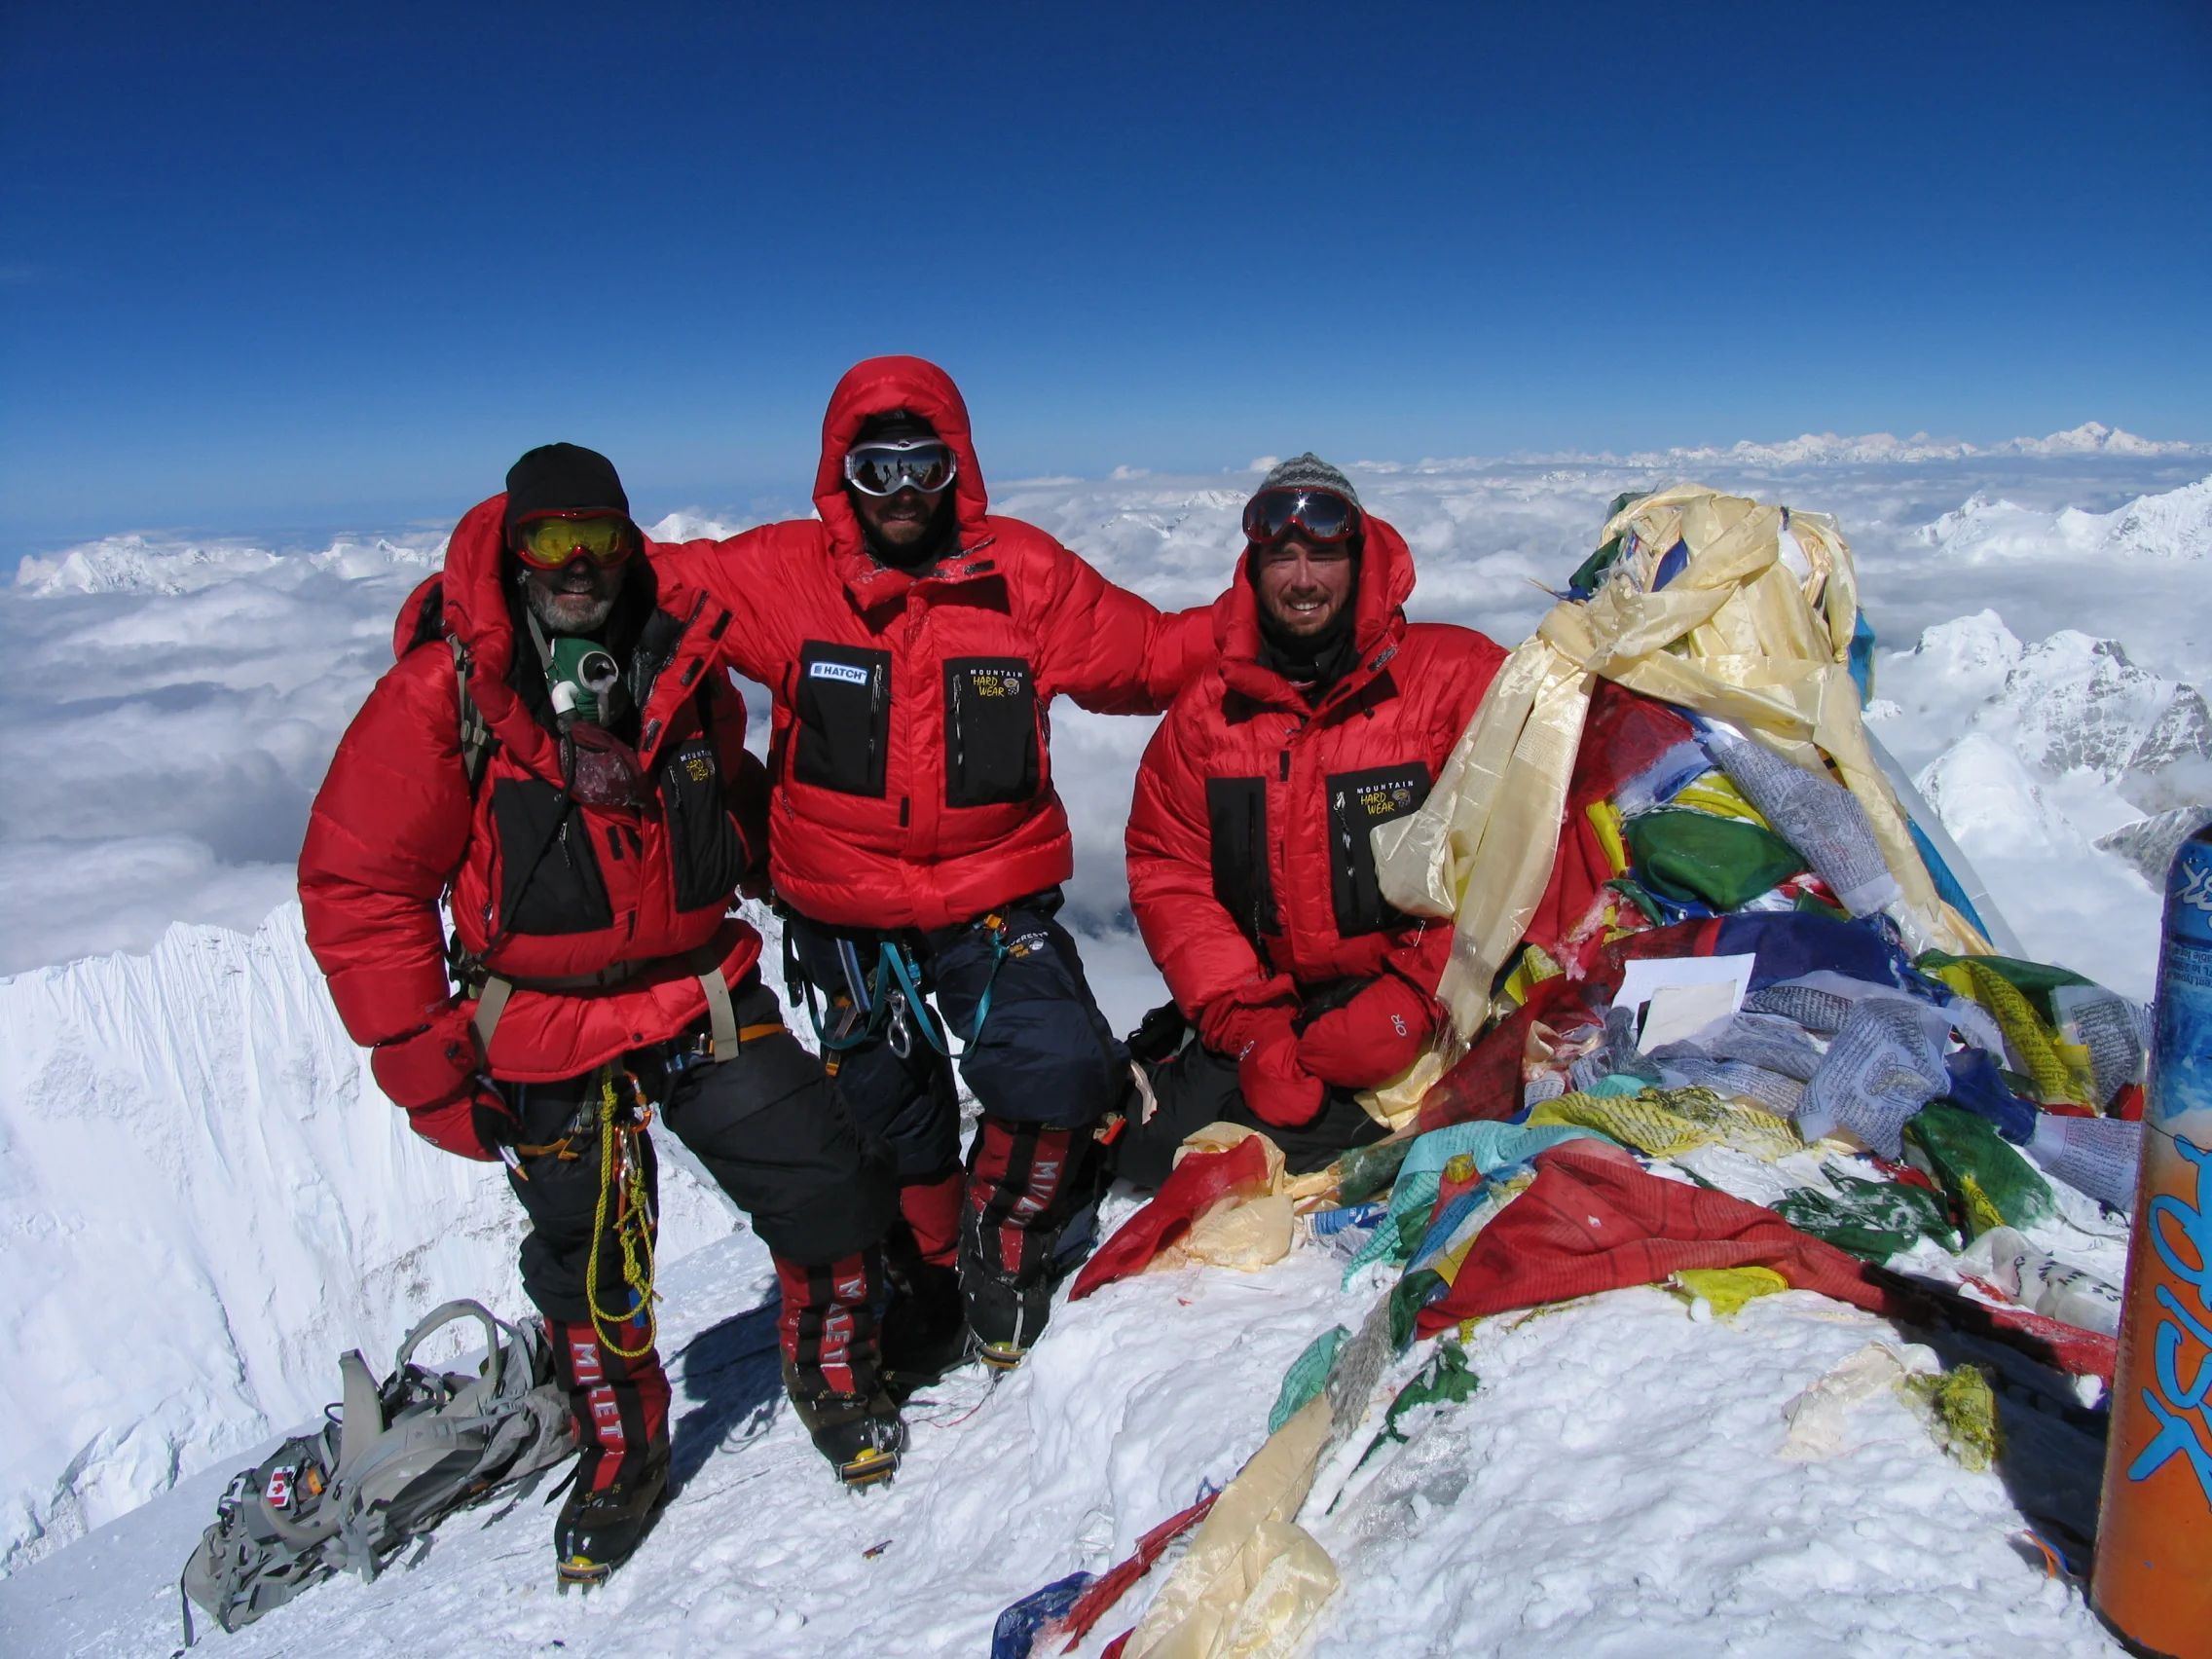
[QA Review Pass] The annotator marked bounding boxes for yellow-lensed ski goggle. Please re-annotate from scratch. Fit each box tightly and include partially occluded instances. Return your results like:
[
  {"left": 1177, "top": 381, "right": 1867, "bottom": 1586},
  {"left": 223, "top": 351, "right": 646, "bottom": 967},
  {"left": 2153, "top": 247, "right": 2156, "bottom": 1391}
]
[{"left": 513, "top": 513, "right": 638, "bottom": 570}]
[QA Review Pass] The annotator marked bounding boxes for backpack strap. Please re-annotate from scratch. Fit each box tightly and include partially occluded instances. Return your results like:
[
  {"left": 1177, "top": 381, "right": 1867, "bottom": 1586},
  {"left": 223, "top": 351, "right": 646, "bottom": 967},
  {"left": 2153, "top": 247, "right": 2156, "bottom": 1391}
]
[
  {"left": 333, "top": 1350, "right": 385, "bottom": 1478},
  {"left": 449, "top": 636, "right": 497, "bottom": 798},
  {"left": 686, "top": 942, "right": 741, "bottom": 1054},
  {"left": 469, "top": 976, "right": 514, "bottom": 1055},
  {"left": 394, "top": 1301, "right": 504, "bottom": 1394}
]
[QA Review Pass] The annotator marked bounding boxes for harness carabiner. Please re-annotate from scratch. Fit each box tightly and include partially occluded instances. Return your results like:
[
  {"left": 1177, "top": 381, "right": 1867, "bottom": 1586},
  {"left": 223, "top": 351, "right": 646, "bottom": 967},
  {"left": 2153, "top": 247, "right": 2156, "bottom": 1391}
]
[{"left": 877, "top": 940, "right": 950, "bottom": 1056}]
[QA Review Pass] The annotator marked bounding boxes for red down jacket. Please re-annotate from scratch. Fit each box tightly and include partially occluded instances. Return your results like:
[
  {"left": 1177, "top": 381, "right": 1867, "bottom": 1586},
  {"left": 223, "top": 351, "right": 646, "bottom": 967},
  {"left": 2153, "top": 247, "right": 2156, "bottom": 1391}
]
[
  {"left": 650, "top": 356, "right": 1222, "bottom": 932},
  {"left": 1124, "top": 515, "right": 1508, "bottom": 1037},
  {"left": 299, "top": 495, "right": 767, "bottom": 1119}
]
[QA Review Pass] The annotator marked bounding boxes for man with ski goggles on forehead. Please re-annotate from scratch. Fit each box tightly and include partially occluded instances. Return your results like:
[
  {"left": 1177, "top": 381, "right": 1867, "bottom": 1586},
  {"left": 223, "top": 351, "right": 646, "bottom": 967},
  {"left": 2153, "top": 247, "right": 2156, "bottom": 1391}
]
[
  {"left": 301, "top": 443, "right": 898, "bottom": 1585},
  {"left": 647, "top": 354, "right": 1225, "bottom": 1416},
  {"left": 1119, "top": 455, "right": 1509, "bottom": 1181}
]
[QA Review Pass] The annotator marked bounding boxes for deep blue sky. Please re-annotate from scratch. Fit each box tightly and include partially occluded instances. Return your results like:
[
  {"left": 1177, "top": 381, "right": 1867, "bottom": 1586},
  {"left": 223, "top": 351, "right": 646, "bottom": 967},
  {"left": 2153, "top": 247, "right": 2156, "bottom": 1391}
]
[{"left": 3, "top": 0, "right": 2208, "bottom": 545}]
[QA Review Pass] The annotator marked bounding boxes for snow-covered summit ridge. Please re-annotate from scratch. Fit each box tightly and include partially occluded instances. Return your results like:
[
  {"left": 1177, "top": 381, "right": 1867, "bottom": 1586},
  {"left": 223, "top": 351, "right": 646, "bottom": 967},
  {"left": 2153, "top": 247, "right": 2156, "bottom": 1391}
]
[
  {"left": 1867, "top": 608, "right": 2210, "bottom": 993},
  {"left": 644, "top": 509, "right": 746, "bottom": 542},
  {"left": 1889, "top": 612, "right": 2212, "bottom": 785},
  {"left": 10, "top": 511, "right": 768, "bottom": 598},
  {"left": 1364, "top": 421, "right": 2208, "bottom": 475},
  {"left": 1915, "top": 474, "right": 2212, "bottom": 563},
  {"left": 15, "top": 530, "right": 449, "bottom": 597}
]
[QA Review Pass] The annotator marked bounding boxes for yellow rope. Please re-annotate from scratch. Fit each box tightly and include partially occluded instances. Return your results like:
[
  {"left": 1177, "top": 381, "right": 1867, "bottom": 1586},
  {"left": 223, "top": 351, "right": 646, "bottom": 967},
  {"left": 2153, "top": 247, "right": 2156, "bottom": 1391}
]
[{"left": 585, "top": 1065, "right": 658, "bottom": 1359}]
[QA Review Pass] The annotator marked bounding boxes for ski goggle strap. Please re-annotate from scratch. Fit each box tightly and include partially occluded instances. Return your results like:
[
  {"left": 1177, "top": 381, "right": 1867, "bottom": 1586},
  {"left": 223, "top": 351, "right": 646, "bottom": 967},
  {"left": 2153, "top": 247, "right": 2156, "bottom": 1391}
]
[
  {"left": 843, "top": 439, "right": 958, "bottom": 498},
  {"left": 512, "top": 512, "right": 638, "bottom": 570},
  {"left": 1241, "top": 487, "right": 1360, "bottom": 547}
]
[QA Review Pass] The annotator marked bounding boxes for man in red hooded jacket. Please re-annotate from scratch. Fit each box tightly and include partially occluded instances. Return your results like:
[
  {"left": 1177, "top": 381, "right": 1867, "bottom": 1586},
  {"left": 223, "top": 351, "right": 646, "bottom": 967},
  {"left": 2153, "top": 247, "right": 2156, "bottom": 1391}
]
[
  {"left": 645, "top": 357, "right": 1219, "bottom": 1369},
  {"left": 300, "top": 444, "right": 900, "bottom": 1586},
  {"left": 1120, "top": 455, "right": 1508, "bottom": 1180}
]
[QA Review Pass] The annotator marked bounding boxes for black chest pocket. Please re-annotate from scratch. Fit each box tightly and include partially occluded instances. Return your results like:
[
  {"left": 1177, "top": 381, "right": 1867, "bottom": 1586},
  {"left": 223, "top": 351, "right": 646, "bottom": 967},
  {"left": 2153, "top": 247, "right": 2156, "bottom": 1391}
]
[
  {"left": 793, "top": 642, "right": 891, "bottom": 797},
  {"left": 1327, "top": 762, "right": 1429, "bottom": 938},
  {"left": 1204, "top": 776, "right": 1278, "bottom": 947},
  {"left": 491, "top": 777, "right": 613, "bottom": 936},
  {"left": 658, "top": 735, "right": 745, "bottom": 912},
  {"left": 943, "top": 656, "right": 1040, "bottom": 808}
]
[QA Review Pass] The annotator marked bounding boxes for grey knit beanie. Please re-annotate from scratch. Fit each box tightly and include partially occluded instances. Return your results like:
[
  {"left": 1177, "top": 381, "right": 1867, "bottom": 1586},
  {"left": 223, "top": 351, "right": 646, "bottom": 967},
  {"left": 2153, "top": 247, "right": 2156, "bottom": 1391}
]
[{"left": 1257, "top": 452, "right": 1361, "bottom": 509}]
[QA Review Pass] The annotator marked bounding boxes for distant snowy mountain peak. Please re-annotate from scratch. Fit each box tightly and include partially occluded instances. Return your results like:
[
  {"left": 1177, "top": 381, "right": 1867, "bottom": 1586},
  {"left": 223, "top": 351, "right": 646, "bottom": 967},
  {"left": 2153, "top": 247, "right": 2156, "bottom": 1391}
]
[
  {"left": 1886, "top": 613, "right": 2210, "bottom": 800},
  {"left": 2098, "top": 804, "right": 2212, "bottom": 885},
  {"left": 645, "top": 510, "right": 743, "bottom": 542},
  {"left": 15, "top": 531, "right": 447, "bottom": 597},
  {"left": 1988, "top": 631, "right": 2211, "bottom": 783},
  {"left": 1894, "top": 610, "right": 2023, "bottom": 694},
  {"left": 2096, "top": 474, "right": 2212, "bottom": 559},
  {"left": 15, "top": 535, "right": 281, "bottom": 596},
  {"left": 1361, "top": 424, "right": 2207, "bottom": 476},
  {"left": 1917, "top": 732, "right": 2070, "bottom": 854},
  {"left": 2002, "top": 420, "right": 2198, "bottom": 457},
  {"left": 1916, "top": 474, "right": 2212, "bottom": 564}
]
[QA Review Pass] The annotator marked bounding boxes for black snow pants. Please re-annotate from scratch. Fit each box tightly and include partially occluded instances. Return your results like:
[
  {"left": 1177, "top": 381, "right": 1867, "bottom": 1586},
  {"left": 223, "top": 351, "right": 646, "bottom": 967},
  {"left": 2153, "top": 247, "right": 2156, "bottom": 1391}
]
[{"left": 499, "top": 970, "right": 896, "bottom": 1326}]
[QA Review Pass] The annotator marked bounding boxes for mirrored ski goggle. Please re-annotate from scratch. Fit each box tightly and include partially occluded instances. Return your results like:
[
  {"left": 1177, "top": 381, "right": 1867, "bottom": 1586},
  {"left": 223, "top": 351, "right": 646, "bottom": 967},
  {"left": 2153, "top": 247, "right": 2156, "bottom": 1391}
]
[
  {"left": 512, "top": 512, "right": 638, "bottom": 570},
  {"left": 843, "top": 439, "right": 958, "bottom": 498},
  {"left": 1241, "top": 487, "right": 1360, "bottom": 547}
]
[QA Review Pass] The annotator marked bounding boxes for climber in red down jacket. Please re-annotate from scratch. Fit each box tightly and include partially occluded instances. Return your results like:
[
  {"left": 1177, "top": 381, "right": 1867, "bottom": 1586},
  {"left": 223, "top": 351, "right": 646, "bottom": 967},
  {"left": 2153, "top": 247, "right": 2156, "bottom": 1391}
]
[
  {"left": 645, "top": 356, "right": 1221, "bottom": 1371},
  {"left": 299, "top": 445, "right": 900, "bottom": 1586},
  {"left": 1120, "top": 455, "right": 1508, "bottom": 1182}
]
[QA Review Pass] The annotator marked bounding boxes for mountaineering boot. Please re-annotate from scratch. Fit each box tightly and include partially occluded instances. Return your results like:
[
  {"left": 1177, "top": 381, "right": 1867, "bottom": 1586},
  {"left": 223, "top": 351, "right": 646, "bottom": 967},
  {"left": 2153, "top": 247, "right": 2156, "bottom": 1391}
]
[
  {"left": 960, "top": 1118, "right": 1083, "bottom": 1370},
  {"left": 548, "top": 1323, "right": 672, "bottom": 1588},
  {"left": 781, "top": 1358, "right": 909, "bottom": 1489},
  {"left": 881, "top": 1257, "right": 967, "bottom": 1392},
  {"left": 553, "top": 1452, "right": 669, "bottom": 1593},
  {"left": 776, "top": 1248, "right": 907, "bottom": 1488},
  {"left": 880, "top": 1168, "right": 971, "bottom": 1390}
]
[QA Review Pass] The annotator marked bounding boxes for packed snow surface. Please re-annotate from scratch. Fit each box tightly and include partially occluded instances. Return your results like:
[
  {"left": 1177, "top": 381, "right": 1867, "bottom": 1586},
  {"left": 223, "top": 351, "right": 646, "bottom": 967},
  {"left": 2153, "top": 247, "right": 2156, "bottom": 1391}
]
[
  {"left": 3, "top": 427, "right": 2208, "bottom": 1653},
  {"left": 0, "top": 1222, "right": 2125, "bottom": 1658}
]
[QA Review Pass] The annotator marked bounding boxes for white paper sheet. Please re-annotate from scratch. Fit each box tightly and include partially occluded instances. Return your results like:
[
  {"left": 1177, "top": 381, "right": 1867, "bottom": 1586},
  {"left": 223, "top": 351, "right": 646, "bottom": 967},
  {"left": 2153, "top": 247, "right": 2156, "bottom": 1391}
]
[
  {"left": 1613, "top": 952, "right": 1757, "bottom": 1032},
  {"left": 1641, "top": 979, "right": 1744, "bottom": 1050}
]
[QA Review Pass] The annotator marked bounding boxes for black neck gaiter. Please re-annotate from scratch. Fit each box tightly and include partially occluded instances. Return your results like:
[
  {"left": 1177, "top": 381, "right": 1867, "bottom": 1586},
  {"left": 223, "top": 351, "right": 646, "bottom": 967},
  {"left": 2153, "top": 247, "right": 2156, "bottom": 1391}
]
[{"left": 1255, "top": 603, "right": 1360, "bottom": 707}]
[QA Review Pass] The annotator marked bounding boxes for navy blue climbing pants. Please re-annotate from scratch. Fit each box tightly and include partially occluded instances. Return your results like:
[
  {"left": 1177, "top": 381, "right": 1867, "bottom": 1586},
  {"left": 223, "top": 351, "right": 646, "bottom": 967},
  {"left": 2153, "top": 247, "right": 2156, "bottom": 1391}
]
[{"left": 782, "top": 887, "right": 1124, "bottom": 1178}]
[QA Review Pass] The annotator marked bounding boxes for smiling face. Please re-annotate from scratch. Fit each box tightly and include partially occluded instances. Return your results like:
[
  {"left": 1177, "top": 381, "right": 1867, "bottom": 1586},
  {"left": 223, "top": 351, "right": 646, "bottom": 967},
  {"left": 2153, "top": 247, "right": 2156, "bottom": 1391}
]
[
  {"left": 1253, "top": 534, "right": 1356, "bottom": 638},
  {"left": 522, "top": 554, "right": 626, "bottom": 634},
  {"left": 850, "top": 479, "right": 948, "bottom": 554}
]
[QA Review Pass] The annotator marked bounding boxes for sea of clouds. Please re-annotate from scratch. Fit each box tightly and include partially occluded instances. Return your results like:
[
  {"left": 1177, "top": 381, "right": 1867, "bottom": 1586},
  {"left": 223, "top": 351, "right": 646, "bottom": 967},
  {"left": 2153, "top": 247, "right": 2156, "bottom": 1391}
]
[{"left": 5, "top": 423, "right": 2208, "bottom": 1002}]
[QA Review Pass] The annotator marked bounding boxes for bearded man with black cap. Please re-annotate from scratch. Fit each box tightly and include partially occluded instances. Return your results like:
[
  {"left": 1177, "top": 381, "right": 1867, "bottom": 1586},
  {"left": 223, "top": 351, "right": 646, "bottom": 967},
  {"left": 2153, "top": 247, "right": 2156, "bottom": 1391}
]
[
  {"left": 299, "top": 443, "right": 899, "bottom": 1586},
  {"left": 1119, "top": 455, "right": 1510, "bottom": 1182},
  {"left": 619, "top": 356, "right": 1224, "bottom": 1379}
]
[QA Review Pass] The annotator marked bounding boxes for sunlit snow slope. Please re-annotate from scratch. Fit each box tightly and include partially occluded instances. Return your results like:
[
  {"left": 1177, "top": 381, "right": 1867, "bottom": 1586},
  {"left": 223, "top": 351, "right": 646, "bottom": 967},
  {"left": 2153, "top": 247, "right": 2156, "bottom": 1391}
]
[{"left": 0, "top": 907, "right": 736, "bottom": 1576}]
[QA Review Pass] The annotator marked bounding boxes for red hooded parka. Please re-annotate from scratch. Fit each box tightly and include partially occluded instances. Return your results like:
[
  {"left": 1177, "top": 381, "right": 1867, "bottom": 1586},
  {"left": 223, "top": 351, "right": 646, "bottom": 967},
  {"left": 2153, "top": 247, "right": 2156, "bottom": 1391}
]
[
  {"left": 649, "top": 356, "right": 1221, "bottom": 932},
  {"left": 299, "top": 497, "right": 768, "bottom": 1125},
  {"left": 1124, "top": 514, "right": 1507, "bottom": 1044}
]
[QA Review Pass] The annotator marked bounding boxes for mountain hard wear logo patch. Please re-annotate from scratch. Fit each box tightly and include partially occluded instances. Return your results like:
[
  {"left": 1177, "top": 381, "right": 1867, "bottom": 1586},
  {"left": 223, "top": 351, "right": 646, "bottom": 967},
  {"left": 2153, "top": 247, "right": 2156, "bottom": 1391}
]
[
  {"left": 1354, "top": 780, "right": 1418, "bottom": 818},
  {"left": 968, "top": 667, "right": 1025, "bottom": 697}
]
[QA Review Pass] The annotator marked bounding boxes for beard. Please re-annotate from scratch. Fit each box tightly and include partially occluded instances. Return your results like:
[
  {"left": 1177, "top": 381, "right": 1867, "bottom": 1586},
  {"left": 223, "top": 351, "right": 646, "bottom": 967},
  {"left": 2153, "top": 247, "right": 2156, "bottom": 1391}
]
[
  {"left": 857, "top": 489, "right": 955, "bottom": 571},
  {"left": 525, "top": 579, "right": 619, "bottom": 635}
]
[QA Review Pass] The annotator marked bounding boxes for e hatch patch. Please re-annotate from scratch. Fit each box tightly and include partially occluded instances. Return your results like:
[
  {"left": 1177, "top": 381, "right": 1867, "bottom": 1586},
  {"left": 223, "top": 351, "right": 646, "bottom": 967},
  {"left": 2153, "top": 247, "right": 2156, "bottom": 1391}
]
[{"left": 809, "top": 660, "right": 871, "bottom": 685}]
